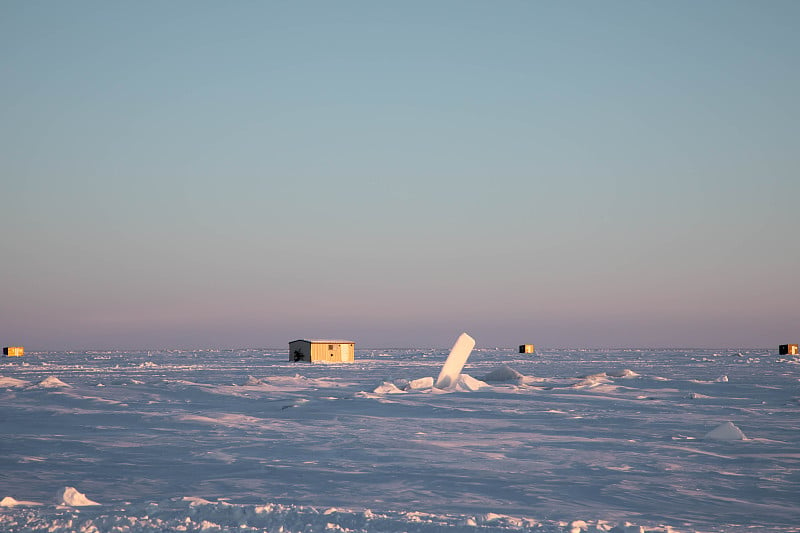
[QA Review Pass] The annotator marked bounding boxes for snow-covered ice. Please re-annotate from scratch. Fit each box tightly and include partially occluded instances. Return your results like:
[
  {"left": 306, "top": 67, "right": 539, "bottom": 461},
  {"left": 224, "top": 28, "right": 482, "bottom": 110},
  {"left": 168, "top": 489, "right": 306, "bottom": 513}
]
[{"left": 1, "top": 347, "right": 798, "bottom": 532}]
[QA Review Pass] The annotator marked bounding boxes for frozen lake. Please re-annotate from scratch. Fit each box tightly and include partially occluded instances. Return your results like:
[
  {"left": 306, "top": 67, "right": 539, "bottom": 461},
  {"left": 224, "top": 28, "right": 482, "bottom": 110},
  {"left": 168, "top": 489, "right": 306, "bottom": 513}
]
[{"left": 1, "top": 346, "right": 799, "bottom": 532}]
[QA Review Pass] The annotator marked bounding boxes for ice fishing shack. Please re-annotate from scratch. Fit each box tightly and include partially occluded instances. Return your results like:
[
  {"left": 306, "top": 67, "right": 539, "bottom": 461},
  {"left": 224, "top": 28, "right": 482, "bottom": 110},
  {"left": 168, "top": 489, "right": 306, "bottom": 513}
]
[
  {"left": 3, "top": 346, "right": 24, "bottom": 357},
  {"left": 289, "top": 339, "right": 355, "bottom": 363},
  {"left": 779, "top": 344, "right": 798, "bottom": 356}
]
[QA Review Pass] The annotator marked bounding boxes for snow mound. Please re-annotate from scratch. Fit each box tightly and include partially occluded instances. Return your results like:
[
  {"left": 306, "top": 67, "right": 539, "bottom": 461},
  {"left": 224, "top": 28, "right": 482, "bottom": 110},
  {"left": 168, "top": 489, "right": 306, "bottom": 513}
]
[
  {"left": 608, "top": 368, "right": 639, "bottom": 378},
  {"left": 243, "top": 375, "right": 263, "bottom": 386},
  {"left": 704, "top": 421, "right": 747, "bottom": 441},
  {"left": 56, "top": 486, "right": 100, "bottom": 506},
  {"left": 0, "top": 375, "right": 30, "bottom": 388},
  {"left": 483, "top": 365, "right": 524, "bottom": 383},
  {"left": 572, "top": 373, "right": 614, "bottom": 390},
  {"left": 483, "top": 365, "right": 545, "bottom": 385},
  {"left": 0, "top": 497, "right": 19, "bottom": 507},
  {"left": 0, "top": 496, "right": 40, "bottom": 507},
  {"left": 34, "top": 376, "right": 71, "bottom": 388},
  {"left": 262, "top": 374, "right": 348, "bottom": 389}
]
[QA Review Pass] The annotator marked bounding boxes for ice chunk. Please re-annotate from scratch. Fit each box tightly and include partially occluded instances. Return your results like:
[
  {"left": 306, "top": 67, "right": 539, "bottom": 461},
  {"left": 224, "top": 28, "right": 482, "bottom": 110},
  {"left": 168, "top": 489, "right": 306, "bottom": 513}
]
[
  {"left": 434, "top": 333, "right": 476, "bottom": 389},
  {"left": 454, "top": 374, "right": 489, "bottom": 391},
  {"left": 373, "top": 381, "right": 405, "bottom": 394},
  {"left": 573, "top": 373, "right": 612, "bottom": 388},
  {"left": 56, "top": 486, "right": 100, "bottom": 506},
  {"left": 406, "top": 376, "right": 434, "bottom": 390},
  {"left": 372, "top": 376, "right": 437, "bottom": 393},
  {"left": 704, "top": 421, "right": 747, "bottom": 441}
]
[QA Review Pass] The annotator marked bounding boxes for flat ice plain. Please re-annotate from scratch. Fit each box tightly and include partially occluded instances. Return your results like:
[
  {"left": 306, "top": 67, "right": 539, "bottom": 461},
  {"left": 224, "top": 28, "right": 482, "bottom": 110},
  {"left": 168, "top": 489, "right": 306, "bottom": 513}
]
[{"left": 1, "top": 347, "right": 798, "bottom": 532}]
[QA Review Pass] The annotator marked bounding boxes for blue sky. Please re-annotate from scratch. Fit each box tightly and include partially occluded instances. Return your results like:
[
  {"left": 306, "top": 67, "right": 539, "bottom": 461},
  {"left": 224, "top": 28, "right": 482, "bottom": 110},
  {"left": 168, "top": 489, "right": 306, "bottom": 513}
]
[{"left": 1, "top": 1, "right": 798, "bottom": 349}]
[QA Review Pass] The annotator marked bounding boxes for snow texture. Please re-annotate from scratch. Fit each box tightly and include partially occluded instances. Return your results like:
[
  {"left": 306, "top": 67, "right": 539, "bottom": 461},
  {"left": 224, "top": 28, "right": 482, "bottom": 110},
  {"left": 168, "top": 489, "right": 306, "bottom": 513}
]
[{"left": 1, "top": 347, "right": 798, "bottom": 532}]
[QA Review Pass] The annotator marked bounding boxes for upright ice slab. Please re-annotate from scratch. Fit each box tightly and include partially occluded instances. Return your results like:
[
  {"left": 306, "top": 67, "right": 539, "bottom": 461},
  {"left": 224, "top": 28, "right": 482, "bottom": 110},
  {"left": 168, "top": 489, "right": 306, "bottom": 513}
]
[{"left": 434, "top": 333, "right": 476, "bottom": 389}]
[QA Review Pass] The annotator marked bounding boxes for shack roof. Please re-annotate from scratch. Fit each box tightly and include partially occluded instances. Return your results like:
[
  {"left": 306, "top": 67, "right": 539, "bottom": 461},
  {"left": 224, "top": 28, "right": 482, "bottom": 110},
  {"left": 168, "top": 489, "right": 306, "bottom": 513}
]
[{"left": 290, "top": 339, "right": 354, "bottom": 344}]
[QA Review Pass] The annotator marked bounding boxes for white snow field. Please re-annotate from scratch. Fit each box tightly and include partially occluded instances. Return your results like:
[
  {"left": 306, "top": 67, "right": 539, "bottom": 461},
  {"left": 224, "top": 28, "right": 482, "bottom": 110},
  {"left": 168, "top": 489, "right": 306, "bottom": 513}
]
[{"left": 1, "top": 347, "right": 798, "bottom": 532}]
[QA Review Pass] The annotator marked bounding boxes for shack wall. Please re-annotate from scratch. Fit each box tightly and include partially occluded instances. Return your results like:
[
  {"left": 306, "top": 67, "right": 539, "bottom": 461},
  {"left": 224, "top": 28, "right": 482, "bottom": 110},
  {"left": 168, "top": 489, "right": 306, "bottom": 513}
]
[{"left": 310, "top": 342, "right": 354, "bottom": 362}]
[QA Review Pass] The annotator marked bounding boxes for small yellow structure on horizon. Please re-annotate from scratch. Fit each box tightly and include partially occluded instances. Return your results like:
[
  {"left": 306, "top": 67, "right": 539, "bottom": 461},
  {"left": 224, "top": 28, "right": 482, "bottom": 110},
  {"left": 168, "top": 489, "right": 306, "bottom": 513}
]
[
  {"left": 3, "top": 346, "right": 24, "bottom": 357},
  {"left": 779, "top": 344, "right": 798, "bottom": 356},
  {"left": 289, "top": 339, "right": 355, "bottom": 363},
  {"left": 519, "top": 344, "right": 535, "bottom": 354}
]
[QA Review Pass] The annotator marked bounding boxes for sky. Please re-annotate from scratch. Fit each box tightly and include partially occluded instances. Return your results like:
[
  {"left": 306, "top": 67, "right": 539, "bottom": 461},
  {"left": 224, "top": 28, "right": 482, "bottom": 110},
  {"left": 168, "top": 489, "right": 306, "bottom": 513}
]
[{"left": 1, "top": 1, "right": 798, "bottom": 350}]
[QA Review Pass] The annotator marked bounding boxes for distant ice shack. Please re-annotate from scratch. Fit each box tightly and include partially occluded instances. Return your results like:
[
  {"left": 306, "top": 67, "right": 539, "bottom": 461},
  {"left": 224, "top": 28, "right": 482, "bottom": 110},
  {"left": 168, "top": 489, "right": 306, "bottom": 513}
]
[{"left": 289, "top": 339, "right": 355, "bottom": 363}]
